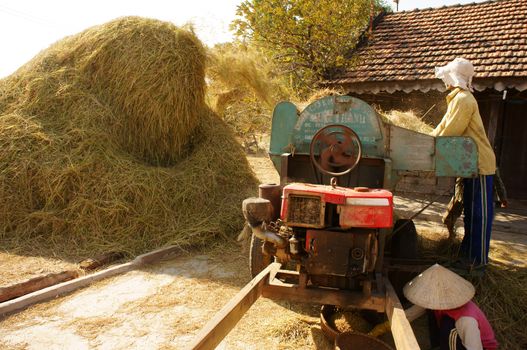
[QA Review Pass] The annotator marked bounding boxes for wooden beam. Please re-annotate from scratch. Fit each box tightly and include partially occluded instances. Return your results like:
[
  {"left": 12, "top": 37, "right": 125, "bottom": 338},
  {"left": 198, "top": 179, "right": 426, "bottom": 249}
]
[
  {"left": 0, "top": 245, "right": 182, "bottom": 318},
  {"left": 385, "top": 278, "right": 420, "bottom": 350},
  {"left": 189, "top": 262, "right": 281, "bottom": 350},
  {"left": 133, "top": 245, "right": 180, "bottom": 265},
  {"left": 79, "top": 251, "right": 125, "bottom": 271},
  {"left": 0, "top": 270, "right": 80, "bottom": 303},
  {"left": 0, "top": 262, "right": 134, "bottom": 317}
]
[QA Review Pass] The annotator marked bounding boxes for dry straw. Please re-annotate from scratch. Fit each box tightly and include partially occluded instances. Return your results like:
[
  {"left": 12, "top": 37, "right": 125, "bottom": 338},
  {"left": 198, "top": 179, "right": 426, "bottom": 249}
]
[
  {"left": 470, "top": 263, "right": 527, "bottom": 350},
  {"left": 207, "top": 47, "right": 281, "bottom": 112},
  {"left": 379, "top": 109, "right": 434, "bottom": 134},
  {"left": 0, "top": 17, "right": 257, "bottom": 258}
]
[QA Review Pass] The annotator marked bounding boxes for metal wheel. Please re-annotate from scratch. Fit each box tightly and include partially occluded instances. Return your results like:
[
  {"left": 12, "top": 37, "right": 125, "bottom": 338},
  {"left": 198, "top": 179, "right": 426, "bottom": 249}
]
[
  {"left": 249, "top": 235, "right": 272, "bottom": 278},
  {"left": 309, "top": 124, "right": 362, "bottom": 177}
]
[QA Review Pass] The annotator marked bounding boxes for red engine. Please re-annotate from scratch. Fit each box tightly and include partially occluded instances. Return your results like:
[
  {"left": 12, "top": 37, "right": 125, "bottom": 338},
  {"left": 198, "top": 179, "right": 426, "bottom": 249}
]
[{"left": 280, "top": 183, "right": 393, "bottom": 229}]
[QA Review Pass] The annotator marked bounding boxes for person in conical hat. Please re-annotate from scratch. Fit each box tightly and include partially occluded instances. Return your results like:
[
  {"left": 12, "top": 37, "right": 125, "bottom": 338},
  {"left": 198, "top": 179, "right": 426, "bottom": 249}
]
[
  {"left": 404, "top": 264, "right": 498, "bottom": 350},
  {"left": 432, "top": 58, "right": 497, "bottom": 269}
]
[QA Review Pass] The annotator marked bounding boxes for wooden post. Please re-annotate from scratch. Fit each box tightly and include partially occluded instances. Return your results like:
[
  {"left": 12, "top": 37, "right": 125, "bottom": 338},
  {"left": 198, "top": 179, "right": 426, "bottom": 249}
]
[
  {"left": 385, "top": 277, "right": 421, "bottom": 350},
  {"left": 189, "top": 262, "right": 281, "bottom": 350}
]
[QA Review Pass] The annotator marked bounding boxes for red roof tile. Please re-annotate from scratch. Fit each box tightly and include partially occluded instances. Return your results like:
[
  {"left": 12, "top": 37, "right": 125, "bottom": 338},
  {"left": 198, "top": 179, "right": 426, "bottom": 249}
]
[{"left": 332, "top": 0, "right": 527, "bottom": 85}]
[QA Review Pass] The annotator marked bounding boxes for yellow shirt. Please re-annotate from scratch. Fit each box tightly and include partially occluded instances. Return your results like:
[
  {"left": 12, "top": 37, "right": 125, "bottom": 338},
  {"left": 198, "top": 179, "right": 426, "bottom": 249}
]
[{"left": 431, "top": 88, "right": 496, "bottom": 175}]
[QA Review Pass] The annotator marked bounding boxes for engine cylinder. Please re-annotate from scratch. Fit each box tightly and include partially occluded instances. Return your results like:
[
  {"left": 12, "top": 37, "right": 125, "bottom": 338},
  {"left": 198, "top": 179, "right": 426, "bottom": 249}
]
[{"left": 259, "top": 183, "right": 282, "bottom": 221}]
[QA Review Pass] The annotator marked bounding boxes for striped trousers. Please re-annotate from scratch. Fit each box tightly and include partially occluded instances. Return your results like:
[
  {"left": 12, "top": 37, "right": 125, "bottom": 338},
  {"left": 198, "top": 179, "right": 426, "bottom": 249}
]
[
  {"left": 429, "top": 313, "right": 466, "bottom": 350},
  {"left": 441, "top": 316, "right": 466, "bottom": 350},
  {"left": 462, "top": 175, "right": 494, "bottom": 265}
]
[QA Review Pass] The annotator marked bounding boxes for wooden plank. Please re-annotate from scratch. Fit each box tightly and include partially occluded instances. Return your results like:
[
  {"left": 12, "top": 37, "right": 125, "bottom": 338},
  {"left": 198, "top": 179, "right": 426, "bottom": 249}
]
[
  {"left": 0, "top": 262, "right": 134, "bottom": 317},
  {"left": 189, "top": 262, "right": 281, "bottom": 350},
  {"left": 0, "top": 245, "right": 182, "bottom": 318},
  {"left": 0, "top": 270, "right": 80, "bottom": 303},
  {"left": 389, "top": 125, "right": 435, "bottom": 171},
  {"left": 79, "top": 251, "right": 125, "bottom": 271},
  {"left": 385, "top": 278, "right": 421, "bottom": 350},
  {"left": 133, "top": 245, "right": 180, "bottom": 265}
]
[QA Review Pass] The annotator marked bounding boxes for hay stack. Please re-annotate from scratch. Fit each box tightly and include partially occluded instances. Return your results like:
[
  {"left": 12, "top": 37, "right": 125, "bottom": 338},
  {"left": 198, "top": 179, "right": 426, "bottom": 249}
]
[
  {"left": 4, "top": 17, "right": 205, "bottom": 165},
  {"left": 0, "top": 17, "right": 257, "bottom": 257},
  {"left": 379, "top": 110, "right": 434, "bottom": 134}
]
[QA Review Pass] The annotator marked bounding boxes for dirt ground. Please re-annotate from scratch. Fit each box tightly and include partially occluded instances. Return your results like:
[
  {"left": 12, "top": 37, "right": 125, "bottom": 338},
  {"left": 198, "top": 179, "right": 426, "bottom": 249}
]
[
  {"left": 0, "top": 245, "right": 334, "bottom": 350},
  {"left": 1, "top": 154, "right": 526, "bottom": 349}
]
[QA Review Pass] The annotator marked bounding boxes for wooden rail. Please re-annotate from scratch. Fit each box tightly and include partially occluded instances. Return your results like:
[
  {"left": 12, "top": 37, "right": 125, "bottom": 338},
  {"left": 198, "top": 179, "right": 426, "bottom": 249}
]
[
  {"left": 188, "top": 262, "right": 281, "bottom": 350},
  {"left": 189, "top": 267, "right": 422, "bottom": 350},
  {"left": 385, "top": 277, "right": 421, "bottom": 350},
  {"left": 0, "top": 245, "right": 181, "bottom": 317},
  {"left": 0, "top": 270, "right": 80, "bottom": 303}
]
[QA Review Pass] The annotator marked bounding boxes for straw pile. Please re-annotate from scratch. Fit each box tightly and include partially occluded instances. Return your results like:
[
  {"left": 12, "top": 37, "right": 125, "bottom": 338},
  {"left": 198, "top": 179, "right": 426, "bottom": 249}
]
[
  {"left": 379, "top": 110, "right": 434, "bottom": 134},
  {"left": 471, "top": 264, "right": 527, "bottom": 349},
  {"left": 206, "top": 45, "right": 288, "bottom": 152},
  {"left": 207, "top": 46, "right": 281, "bottom": 112},
  {"left": 0, "top": 17, "right": 257, "bottom": 258}
]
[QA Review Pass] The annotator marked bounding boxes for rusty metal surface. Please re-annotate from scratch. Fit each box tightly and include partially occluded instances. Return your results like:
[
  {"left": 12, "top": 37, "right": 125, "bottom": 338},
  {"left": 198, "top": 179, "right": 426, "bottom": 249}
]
[
  {"left": 269, "top": 96, "right": 385, "bottom": 172},
  {"left": 262, "top": 274, "right": 385, "bottom": 312},
  {"left": 435, "top": 136, "right": 478, "bottom": 177},
  {"left": 258, "top": 184, "right": 282, "bottom": 221},
  {"left": 279, "top": 153, "right": 386, "bottom": 188},
  {"left": 242, "top": 197, "right": 273, "bottom": 227},
  {"left": 270, "top": 95, "right": 480, "bottom": 187},
  {"left": 305, "top": 229, "right": 376, "bottom": 278},
  {"left": 310, "top": 124, "right": 362, "bottom": 176},
  {"left": 320, "top": 304, "right": 341, "bottom": 342}
]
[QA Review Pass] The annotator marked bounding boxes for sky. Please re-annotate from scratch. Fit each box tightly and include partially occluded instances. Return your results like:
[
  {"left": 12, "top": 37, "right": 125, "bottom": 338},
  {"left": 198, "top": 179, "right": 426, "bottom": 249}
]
[{"left": 0, "top": 0, "right": 488, "bottom": 78}]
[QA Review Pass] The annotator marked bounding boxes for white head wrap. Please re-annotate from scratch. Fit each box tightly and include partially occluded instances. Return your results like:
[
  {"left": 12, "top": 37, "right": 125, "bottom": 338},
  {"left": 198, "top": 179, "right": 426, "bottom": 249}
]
[{"left": 435, "top": 58, "right": 475, "bottom": 91}]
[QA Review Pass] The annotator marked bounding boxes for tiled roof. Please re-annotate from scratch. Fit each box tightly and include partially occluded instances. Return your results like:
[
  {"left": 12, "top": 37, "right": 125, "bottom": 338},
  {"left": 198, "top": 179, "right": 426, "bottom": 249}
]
[{"left": 331, "top": 0, "right": 527, "bottom": 90}]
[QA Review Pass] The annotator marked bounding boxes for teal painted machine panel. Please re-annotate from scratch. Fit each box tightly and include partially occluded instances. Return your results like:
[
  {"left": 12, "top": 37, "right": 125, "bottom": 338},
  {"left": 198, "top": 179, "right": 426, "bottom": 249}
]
[
  {"left": 435, "top": 137, "right": 478, "bottom": 177},
  {"left": 268, "top": 96, "right": 479, "bottom": 181},
  {"left": 269, "top": 96, "right": 385, "bottom": 162}
]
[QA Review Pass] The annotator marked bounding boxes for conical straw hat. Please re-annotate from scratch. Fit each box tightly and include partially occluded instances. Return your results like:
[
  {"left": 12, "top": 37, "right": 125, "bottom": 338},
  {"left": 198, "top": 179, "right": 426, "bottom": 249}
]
[{"left": 403, "top": 264, "right": 475, "bottom": 310}]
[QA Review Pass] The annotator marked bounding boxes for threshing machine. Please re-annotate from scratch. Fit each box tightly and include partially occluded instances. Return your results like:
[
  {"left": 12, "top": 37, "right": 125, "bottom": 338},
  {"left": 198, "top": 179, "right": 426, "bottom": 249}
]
[{"left": 190, "top": 95, "right": 478, "bottom": 350}]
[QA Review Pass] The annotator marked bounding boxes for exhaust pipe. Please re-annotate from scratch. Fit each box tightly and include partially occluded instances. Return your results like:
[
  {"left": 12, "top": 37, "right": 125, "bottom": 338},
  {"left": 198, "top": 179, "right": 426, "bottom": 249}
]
[
  {"left": 242, "top": 197, "right": 287, "bottom": 248},
  {"left": 250, "top": 224, "right": 287, "bottom": 248}
]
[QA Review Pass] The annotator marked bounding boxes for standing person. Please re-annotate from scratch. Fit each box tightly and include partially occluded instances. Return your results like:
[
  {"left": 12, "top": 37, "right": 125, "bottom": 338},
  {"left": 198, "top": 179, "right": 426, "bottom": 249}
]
[
  {"left": 404, "top": 264, "right": 498, "bottom": 350},
  {"left": 432, "top": 58, "right": 497, "bottom": 268},
  {"left": 443, "top": 169, "right": 507, "bottom": 240}
]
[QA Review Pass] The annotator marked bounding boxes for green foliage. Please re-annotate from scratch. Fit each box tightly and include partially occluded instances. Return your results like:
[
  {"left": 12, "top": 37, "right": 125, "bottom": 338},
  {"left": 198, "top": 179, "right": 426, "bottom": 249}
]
[{"left": 232, "top": 0, "right": 389, "bottom": 92}]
